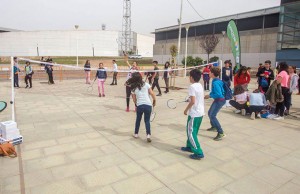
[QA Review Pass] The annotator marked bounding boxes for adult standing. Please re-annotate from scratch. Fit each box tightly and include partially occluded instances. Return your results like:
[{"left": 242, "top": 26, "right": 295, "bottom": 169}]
[
  {"left": 45, "top": 59, "right": 55, "bottom": 84},
  {"left": 222, "top": 60, "right": 233, "bottom": 88},
  {"left": 256, "top": 60, "right": 274, "bottom": 93},
  {"left": 13, "top": 57, "right": 20, "bottom": 88},
  {"left": 163, "top": 62, "right": 171, "bottom": 93},
  {"left": 273, "top": 62, "right": 289, "bottom": 120},
  {"left": 84, "top": 60, "right": 91, "bottom": 84},
  {"left": 24, "top": 61, "right": 33, "bottom": 88},
  {"left": 110, "top": 60, "right": 118, "bottom": 85},
  {"left": 151, "top": 61, "right": 162, "bottom": 96}
]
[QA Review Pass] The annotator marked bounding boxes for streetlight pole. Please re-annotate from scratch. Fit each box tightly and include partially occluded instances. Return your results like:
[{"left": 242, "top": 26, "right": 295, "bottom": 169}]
[
  {"left": 75, "top": 25, "right": 79, "bottom": 67},
  {"left": 173, "top": 0, "right": 183, "bottom": 89},
  {"left": 161, "top": 45, "right": 164, "bottom": 64},
  {"left": 221, "top": 31, "right": 226, "bottom": 62},
  {"left": 177, "top": 0, "right": 183, "bottom": 68},
  {"left": 92, "top": 44, "right": 94, "bottom": 57},
  {"left": 184, "top": 25, "right": 190, "bottom": 78}
]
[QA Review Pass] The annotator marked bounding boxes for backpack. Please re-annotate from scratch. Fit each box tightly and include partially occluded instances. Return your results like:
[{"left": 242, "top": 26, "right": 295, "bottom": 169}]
[
  {"left": 260, "top": 77, "right": 268, "bottom": 88},
  {"left": 222, "top": 81, "right": 233, "bottom": 100}
]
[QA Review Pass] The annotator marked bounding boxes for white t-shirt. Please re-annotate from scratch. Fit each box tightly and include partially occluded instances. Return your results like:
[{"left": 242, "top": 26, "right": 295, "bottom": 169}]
[
  {"left": 113, "top": 63, "right": 118, "bottom": 72},
  {"left": 132, "top": 83, "right": 152, "bottom": 106},
  {"left": 188, "top": 83, "right": 205, "bottom": 117}
]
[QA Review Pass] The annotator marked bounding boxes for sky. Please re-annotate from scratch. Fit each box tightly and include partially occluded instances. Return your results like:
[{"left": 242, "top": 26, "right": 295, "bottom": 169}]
[{"left": 0, "top": 0, "right": 281, "bottom": 35}]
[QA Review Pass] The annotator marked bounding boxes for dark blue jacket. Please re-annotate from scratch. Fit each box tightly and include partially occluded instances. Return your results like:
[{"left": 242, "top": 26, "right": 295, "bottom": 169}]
[
  {"left": 96, "top": 68, "right": 107, "bottom": 79},
  {"left": 222, "top": 67, "right": 232, "bottom": 82}
]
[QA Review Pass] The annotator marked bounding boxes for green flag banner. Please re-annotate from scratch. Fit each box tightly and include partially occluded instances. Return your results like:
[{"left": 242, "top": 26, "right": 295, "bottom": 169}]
[{"left": 227, "top": 20, "right": 241, "bottom": 68}]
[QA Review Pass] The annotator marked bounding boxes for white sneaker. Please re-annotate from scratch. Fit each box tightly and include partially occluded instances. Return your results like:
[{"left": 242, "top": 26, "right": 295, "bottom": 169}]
[
  {"left": 146, "top": 134, "right": 151, "bottom": 142},
  {"left": 235, "top": 110, "right": 241, "bottom": 114},
  {"left": 241, "top": 109, "right": 246, "bottom": 116},
  {"left": 132, "top": 134, "right": 139, "bottom": 138},
  {"left": 267, "top": 114, "right": 278, "bottom": 119},
  {"left": 273, "top": 116, "right": 284, "bottom": 120},
  {"left": 250, "top": 112, "right": 256, "bottom": 120},
  {"left": 257, "top": 113, "right": 261, "bottom": 118}
]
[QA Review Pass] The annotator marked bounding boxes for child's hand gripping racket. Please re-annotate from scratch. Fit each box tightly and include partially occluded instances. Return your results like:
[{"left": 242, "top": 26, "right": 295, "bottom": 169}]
[{"left": 167, "top": 96, "right": 190, "bottom": 109}]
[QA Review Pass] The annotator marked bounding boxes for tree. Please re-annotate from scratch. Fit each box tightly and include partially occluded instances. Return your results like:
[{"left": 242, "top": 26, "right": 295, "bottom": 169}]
[
  {"left": 181, "top": 56, "right": 194, "bottom": 67},
  {"left": 209, "top": 56, "right": 219, "bottom": 63},
  {"left": 199, "top": 35, "right": 220, "bottom": 62},
  {"left": 194, "top": 57, "right": 204, "bottom": 66},
  {"left": 182, "top": 56, "right": 204, "bottom": 67},
  {"left": 169, "top": 45, "right": 178, "bottom": 65}
]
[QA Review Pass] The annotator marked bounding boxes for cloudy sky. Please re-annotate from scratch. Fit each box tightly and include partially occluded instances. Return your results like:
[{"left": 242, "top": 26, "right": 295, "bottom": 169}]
[{"left": 1, "top": 0, "right": 280, "bottom": 35}]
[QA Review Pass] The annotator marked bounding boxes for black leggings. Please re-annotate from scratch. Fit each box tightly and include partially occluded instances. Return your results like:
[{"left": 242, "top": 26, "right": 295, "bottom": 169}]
[
  {"left": 204, "top": 80, "right": 210, "bottom": 90},
  {"left": 126, "top": 86, "right": 131, "bottom": 107},
  {"left": 247, "top": 106, "right": 264, "bottom": 116},
  {"left": 152, "top": 78, "right": 161, "bottom": 94},
  {"left": 229, "top": 100, "right": 247, "bottom": 110},
  {"left": 275, "top": 87, "right": 289, "bottom": 116}
]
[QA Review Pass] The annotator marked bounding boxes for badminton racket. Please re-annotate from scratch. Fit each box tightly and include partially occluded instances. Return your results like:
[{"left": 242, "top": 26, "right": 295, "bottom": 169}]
[
  {"left": 167, "top": 96, "right": 190, "bottom": 109},
  {"left": 0, "top": 101, "right": 7, "bottom": 112},
  {"left": 150, "top": 107, "right": 156, "bottom": 122},
  {"left": 87, "top": 79, "right": 96, "bottom": 93}
]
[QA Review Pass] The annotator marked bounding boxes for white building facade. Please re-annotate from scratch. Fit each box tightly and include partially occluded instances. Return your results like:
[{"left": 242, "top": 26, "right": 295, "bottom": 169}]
[{"left": 0, "top": 30, "right": 154, "bottom": 57}]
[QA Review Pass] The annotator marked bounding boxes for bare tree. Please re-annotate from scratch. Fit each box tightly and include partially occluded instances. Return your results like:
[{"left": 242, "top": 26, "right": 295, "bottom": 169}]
[
  {"left": 169, "top": 45, "right": 178, "bottom": 89},
  {"left": 199, "top": 35, "right": 220, "bottom": 62},
  {"left": 169, "top": 45, "right": 178, "bottom": 65}
]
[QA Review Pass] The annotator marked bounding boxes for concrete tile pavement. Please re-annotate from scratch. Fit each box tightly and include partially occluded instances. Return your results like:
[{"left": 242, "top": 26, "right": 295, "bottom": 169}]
[{"left": 0, "top": 77, "right": 300, "bottom": 194}]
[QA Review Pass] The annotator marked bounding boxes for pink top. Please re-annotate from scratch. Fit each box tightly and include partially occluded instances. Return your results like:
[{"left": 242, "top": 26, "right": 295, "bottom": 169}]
[
  {"left": 276, "top": 71, "right": 289, "bottom": 88},
  {"left": 235, "top": 92, "right": 248, "bottom": 102}
]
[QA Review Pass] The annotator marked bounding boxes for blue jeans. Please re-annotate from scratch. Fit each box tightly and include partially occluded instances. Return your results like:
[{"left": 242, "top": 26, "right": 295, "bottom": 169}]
[
  {"left": 135, "top": 105, "right": 152, "bottom": 135},
  {"left": 208, "top": 100, "right": 226, "bottom": 134}
]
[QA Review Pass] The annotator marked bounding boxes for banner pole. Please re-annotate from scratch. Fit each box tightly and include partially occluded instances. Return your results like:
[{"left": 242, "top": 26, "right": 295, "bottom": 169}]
[{"left": 220, "top": 59, "right": 223, "bottom": 80}]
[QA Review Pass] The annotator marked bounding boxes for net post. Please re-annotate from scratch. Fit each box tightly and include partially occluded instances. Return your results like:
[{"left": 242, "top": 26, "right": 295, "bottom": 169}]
[
  {"left": 11, "top": 56, "right": 15, "bottom": 122},
  {"left": 59, "top": 64, "right": 63, "bottom": 82}
]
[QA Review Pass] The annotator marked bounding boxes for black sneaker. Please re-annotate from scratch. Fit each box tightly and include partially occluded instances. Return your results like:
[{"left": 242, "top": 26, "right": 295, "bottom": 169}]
[
  {"left": 110, "top": 83, "right": 114, "bottom": 85},
  {"left": 189, "top": 153, "right": 204, "bottom": 160},
  {"left": 207, "top": 127, "right": 217, "bottom": 132},
  {"left": 213, "top": 133, "right": 226, "bottom": 141},
  {"left": 25, "top": 85, "right": 29, "bottom": 88},
  {"left": 156, "top": 93, "right": 162, "bottom": 96},
  {"left": 181, "top": 147, "right": 192, "bottom": 153}
]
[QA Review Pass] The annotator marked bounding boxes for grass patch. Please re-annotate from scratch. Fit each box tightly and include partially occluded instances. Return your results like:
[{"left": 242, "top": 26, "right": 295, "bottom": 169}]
[{"left": 0, "top": 56, "right": 158, "bottom": 66}]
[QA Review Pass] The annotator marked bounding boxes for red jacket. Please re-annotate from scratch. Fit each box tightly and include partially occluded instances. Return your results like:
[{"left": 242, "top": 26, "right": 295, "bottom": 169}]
[
  {"left": 203, "top": 66, "right": 210, "bottom": 74},
  {"left": 234, "top": 73, "right": 251, "bottom": 86}
]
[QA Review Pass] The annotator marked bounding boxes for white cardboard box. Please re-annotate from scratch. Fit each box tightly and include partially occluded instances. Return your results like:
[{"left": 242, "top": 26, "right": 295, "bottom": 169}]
[{"left": 0, "top": 121, "right": 17, "bottom": 132}]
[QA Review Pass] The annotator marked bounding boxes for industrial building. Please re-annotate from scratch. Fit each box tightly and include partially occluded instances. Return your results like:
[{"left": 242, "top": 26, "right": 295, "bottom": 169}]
[
  {"left": 0, "top": 29, "right": 154, "bottom": 57},
  {"left": 153, "top": 0, "right": 300, "bottom": 67}
]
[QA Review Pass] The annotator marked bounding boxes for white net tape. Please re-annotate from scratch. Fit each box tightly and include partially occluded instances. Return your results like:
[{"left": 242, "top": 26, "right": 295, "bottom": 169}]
[{"left": 18, "top": 57, "right": 217, "bottom": 73}]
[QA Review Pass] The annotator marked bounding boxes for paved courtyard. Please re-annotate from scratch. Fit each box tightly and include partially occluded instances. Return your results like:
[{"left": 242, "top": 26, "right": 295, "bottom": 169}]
[{"left": 1, "top": 77, "right": 300, "bottom": 194}]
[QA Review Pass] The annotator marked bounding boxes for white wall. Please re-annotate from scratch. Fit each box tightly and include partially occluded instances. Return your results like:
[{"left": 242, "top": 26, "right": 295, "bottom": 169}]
[
  {"left": 136, "top": 34, "right": 154, "bottom": 57},
  {"left": 0, "top": 30, "right": 154, "bottom": 57}
]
